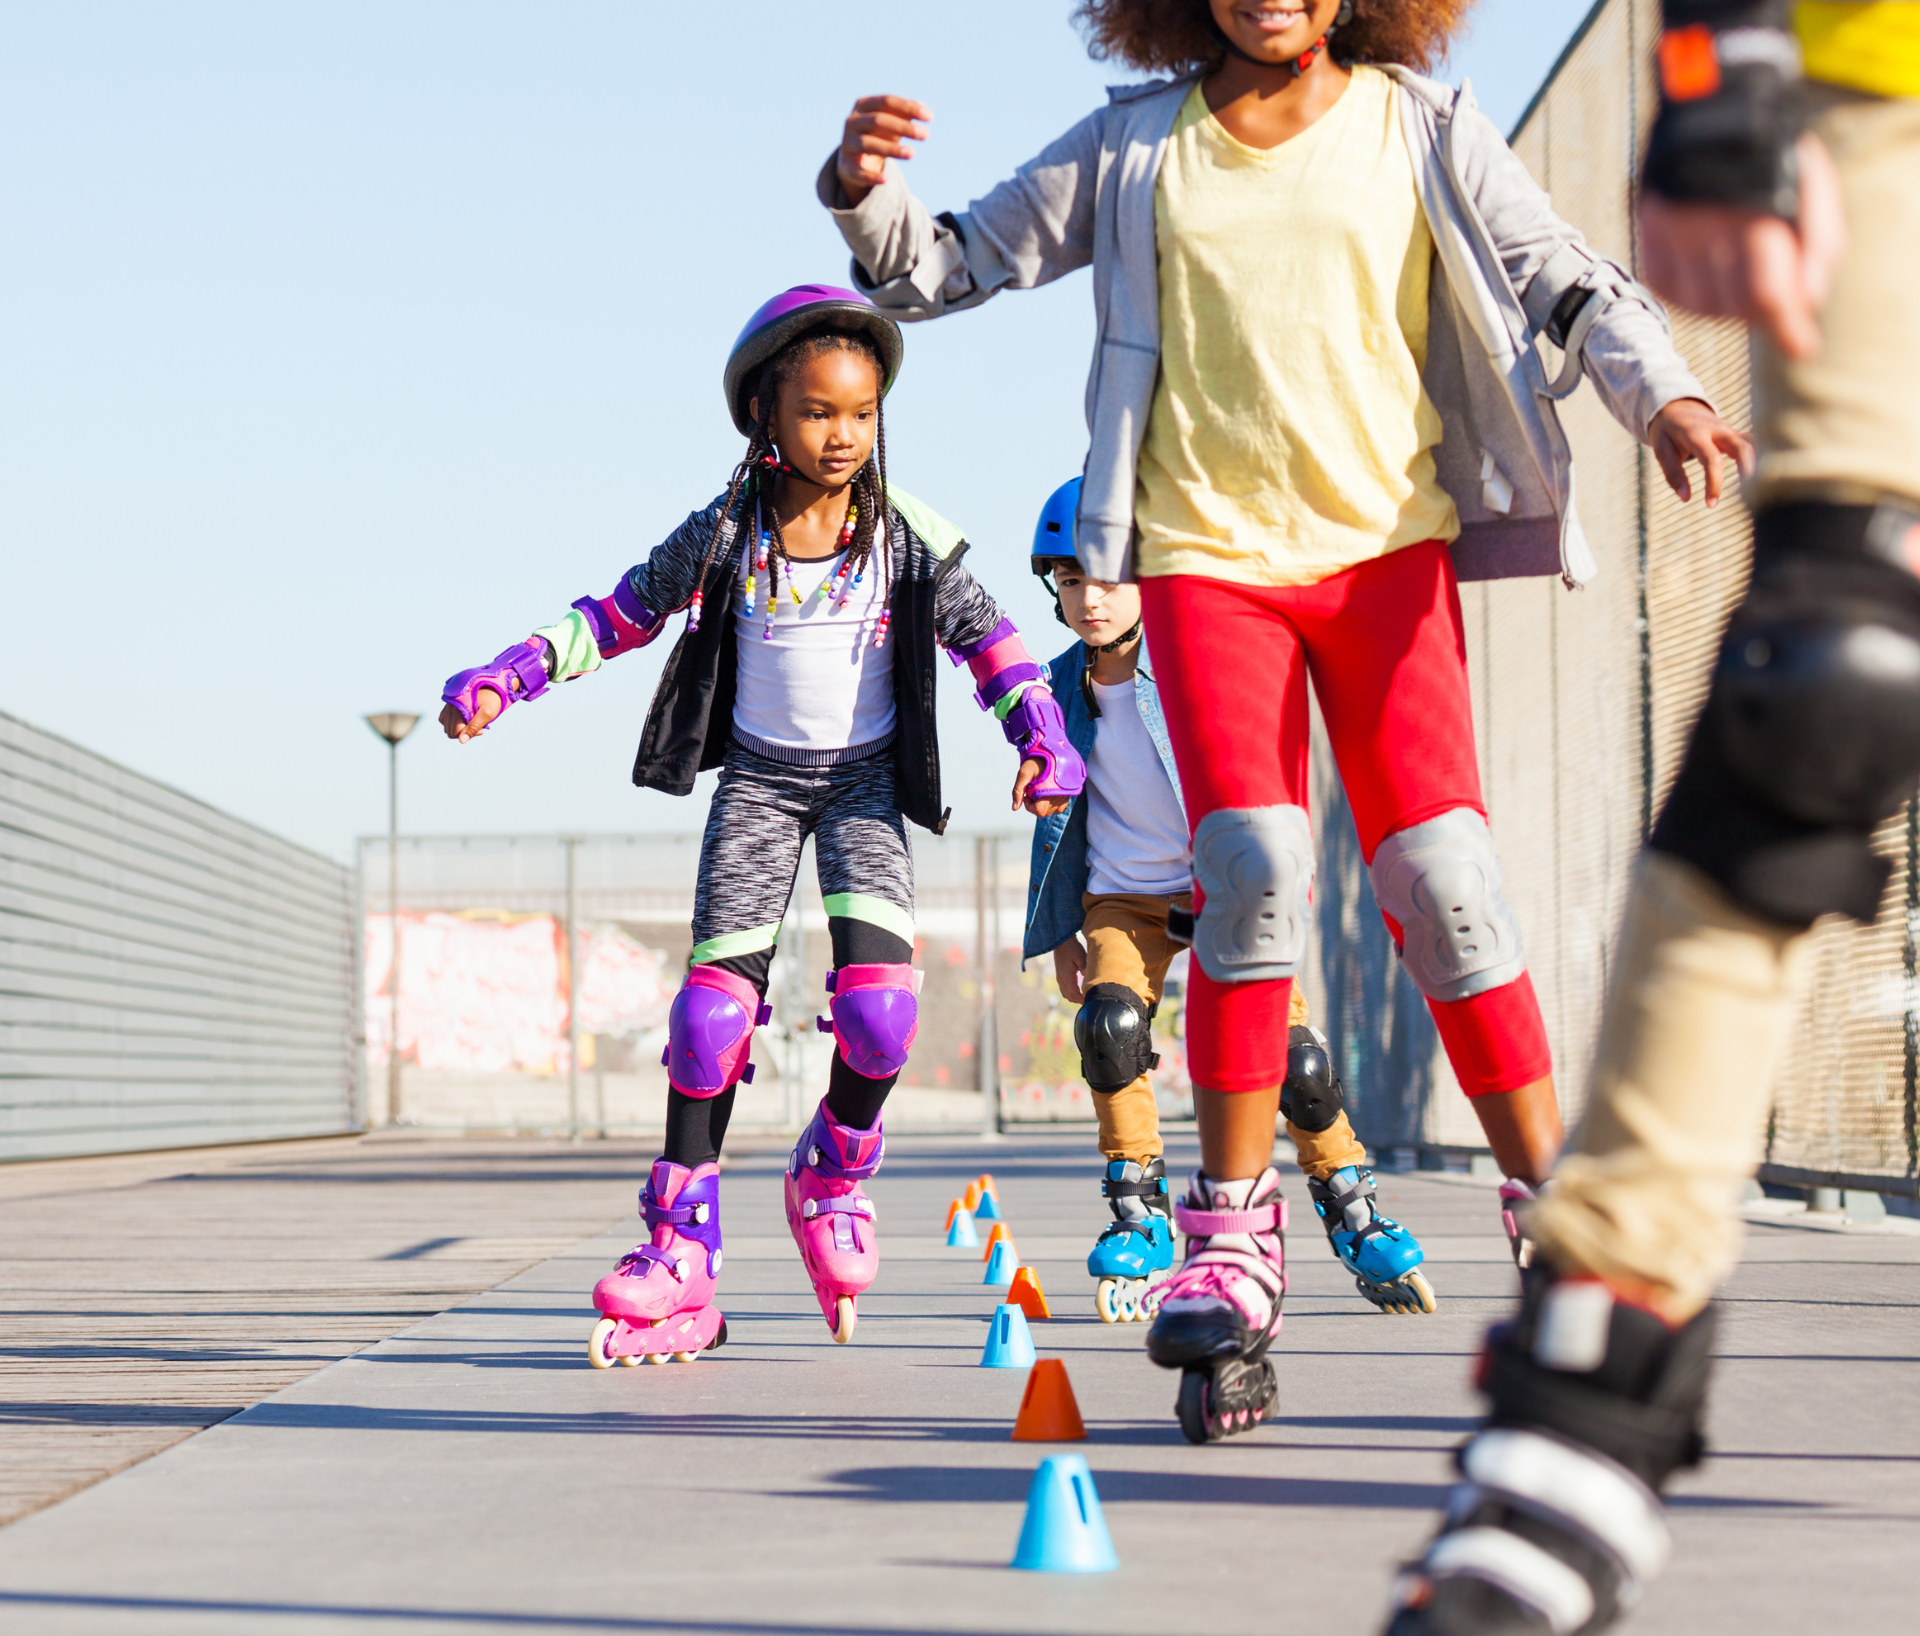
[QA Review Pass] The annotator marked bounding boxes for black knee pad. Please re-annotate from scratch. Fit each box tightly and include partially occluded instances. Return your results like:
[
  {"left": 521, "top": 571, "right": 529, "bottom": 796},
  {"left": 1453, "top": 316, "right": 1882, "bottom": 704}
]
[
  {"left": 1655, "top": 502, "right": 1920, "bottom": 925},
  {"left": 1279, "top": 1024, "right": 1344, "bottom": 1133},
  {"left": 1075, "top": 983, "right": 1159, "bottom": 1092}
]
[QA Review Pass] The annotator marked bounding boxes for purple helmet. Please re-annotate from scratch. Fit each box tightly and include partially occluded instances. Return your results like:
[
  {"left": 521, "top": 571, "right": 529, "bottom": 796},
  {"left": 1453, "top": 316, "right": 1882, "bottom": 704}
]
[{"left": 723, "top": 284, "right": 904, "bottom": 436}]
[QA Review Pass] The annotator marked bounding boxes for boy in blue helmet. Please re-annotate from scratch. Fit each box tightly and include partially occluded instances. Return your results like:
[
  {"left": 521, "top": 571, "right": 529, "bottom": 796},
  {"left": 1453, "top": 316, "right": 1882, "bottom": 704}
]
[{"left": 1023, "top": 478, "right": 1435, "bottom": 1327}]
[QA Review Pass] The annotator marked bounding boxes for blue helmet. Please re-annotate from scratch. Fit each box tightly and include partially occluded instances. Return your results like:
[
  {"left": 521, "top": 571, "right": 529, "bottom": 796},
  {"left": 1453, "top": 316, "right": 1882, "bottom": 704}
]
[{"left": 1031, "top": 477, "right": 1081, "bottom": 577}]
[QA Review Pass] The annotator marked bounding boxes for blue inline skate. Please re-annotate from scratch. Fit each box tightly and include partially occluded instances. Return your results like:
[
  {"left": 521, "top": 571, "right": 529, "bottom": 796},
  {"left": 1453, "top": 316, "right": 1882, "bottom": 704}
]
[
  {"left": 1307, "top": 1165, "right": 1436, "bottom": 1314},
  {"left": 1284, "top": 1025, "right": 1436, "bottom": 1315},
  {"left": 1088, "top": 1157, "right": 1175, "bottom": 1323}
]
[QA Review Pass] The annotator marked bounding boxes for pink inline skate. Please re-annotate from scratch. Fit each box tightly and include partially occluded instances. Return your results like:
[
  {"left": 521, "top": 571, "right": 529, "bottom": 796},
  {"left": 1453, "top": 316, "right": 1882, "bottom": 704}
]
[
  {"left": 785, "top": 1100, "right": 884, "bottom": 1344},
  {"left": 588, "top": 1159, "right": 727, "bottom": 1367},
  {"left": 1145, "top": 1166, "right": 1288, "bottom": 1442}
]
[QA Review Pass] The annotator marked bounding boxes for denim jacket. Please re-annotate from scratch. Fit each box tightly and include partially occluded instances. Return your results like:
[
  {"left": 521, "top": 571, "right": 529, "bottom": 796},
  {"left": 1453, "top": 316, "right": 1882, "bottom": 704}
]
[{"left": 1023, "top": 640, "right": 1185, "bottom": 961}]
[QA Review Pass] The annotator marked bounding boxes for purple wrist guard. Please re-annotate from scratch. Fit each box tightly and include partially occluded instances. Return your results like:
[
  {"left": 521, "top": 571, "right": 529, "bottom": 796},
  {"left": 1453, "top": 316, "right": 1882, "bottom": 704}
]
[
  {"left": 1005, "top": 686, "right": 1085, "bottom": 800},
  {"left": 442, "top": 640, "right": 550, "bottom": 727},
  {"left": 571, "top": 574, "right": 665, "bottom": 659}
]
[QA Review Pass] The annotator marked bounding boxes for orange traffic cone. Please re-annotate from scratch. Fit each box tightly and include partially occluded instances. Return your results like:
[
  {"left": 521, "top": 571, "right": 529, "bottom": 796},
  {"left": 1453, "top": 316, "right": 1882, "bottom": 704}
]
[
  {"left": 981, "top": 1222, "right": 1013, "bottom": 1261},
  {"left": 977, "top": 1172, "right": 999, "bottom": 1200},
  {"left": 1012, "top": 1358, "right": 1086, "bottom": 1442},
  {"left": 944, "top": 1199, "right": 962, "bottom": 1230},
  {"left": 963, "top": 1180, "right": 983, "bottom": 1212},
  {"left": 1007, "top": 1265, "right": 1051, "bottom": 1320}
]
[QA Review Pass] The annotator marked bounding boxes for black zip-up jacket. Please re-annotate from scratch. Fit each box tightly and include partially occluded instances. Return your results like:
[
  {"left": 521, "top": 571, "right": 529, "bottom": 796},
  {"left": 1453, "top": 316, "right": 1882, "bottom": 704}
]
[{"left": 626, "top": 486, "right": 1011, "bottom": 834}]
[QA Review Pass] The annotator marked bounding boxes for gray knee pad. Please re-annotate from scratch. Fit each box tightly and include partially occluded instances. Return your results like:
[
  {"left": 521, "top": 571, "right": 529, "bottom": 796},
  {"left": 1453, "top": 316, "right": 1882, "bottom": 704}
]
[
  {"left": 1190, "top": 805, "right": 1314, "bottom": 984},
  {"left": 1074, "top": 983, "right": 1158, "bottom": 1092},
  {"left": 1368, "top": 808, "right": 1526, "bottom": 1003}
]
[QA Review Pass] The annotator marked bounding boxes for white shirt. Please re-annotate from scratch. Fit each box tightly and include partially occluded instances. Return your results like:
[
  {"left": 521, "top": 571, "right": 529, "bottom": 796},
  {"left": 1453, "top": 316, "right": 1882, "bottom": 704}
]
[
  {"left": 730, "top": 541, "right": 895, "bottom": 761},
  {"left": 1085, "top": 677, "right": 1191, "bottom": 897}
]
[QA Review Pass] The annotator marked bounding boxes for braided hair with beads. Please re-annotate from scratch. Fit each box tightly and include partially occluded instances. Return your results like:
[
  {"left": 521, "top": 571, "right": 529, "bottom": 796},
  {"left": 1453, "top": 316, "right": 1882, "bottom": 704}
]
[{"left": 686, "top": 326, "right": 894, "bottom": 648}]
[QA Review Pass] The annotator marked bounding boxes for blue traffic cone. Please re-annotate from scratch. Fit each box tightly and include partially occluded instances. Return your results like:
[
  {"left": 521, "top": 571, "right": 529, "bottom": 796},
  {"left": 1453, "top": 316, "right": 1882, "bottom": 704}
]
[
  {"left": 984, "top": 1239, "right": 1017, "bottom": 1287},
  {"left": 1010, "top": 1454, "right": 1118, "bottom": 1573},
  {"left": 974, "top": 1190, "right": 1002, "bottom": 1222},
  {"left": 947, "top": 1208, "right": 979, "bottom": 1248},
  {"left": 980, "top": 1302, "right": 1036, "bottom": 1369}
]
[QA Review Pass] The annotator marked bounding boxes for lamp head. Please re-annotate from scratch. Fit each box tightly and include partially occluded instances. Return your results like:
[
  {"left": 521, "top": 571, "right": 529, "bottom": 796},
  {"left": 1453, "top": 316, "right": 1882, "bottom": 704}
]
[{"left": 365, "top": 712, "right": 419, "bottom": 746}]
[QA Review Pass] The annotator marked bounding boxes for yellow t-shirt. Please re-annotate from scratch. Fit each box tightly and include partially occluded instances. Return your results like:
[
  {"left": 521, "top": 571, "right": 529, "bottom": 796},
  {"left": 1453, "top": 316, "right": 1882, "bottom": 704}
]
[
  {"left": 1798, "top": 3, "right": 1920, "bottom": 99},
  {"left": 1134, "top": 66, "right": 1458, "bottom": 587}
]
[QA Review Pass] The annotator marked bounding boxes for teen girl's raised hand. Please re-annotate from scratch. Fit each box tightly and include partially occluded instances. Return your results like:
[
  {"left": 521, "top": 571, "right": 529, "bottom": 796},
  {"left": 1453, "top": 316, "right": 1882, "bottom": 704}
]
[{"left": 836, "top": 96, "right": 931, "bottom": 208}]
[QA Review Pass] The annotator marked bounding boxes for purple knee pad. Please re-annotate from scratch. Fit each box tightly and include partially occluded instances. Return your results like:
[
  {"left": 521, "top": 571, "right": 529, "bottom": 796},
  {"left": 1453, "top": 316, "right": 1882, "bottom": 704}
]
[
  {"left": 442, "top": 640, "right": 550, "bottom": 727},
  {"left": 662, "top": 966, "right": 771, "bottom": 1097},
  {"left": 815, "top": 963, "right": 921, "bottom": 1080}
]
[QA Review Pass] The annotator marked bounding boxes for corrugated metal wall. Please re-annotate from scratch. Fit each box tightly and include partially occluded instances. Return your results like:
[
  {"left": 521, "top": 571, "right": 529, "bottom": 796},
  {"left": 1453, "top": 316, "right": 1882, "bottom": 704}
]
[
  {"left": 1302, "top": 0, "right": 1918, "bottom": 1187},
  {"left": 1, "top": 710, "right": 357, "bottom": 1161}
]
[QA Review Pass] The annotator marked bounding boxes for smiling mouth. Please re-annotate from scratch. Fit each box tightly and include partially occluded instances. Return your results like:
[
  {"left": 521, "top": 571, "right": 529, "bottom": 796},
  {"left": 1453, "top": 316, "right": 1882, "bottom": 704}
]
[{"left": 1239, "top": 3, "right": 1310, "bottom": 31}]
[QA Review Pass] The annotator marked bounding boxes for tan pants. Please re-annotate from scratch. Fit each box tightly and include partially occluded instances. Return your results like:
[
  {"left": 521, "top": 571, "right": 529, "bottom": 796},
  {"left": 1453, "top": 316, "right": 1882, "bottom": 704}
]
[
  {"left": 1079, "top": 891, "right": 1369, "bottom": 1180},
  {"left": 1530, "top": 88, "right": 1919, "bottom": 1320}
]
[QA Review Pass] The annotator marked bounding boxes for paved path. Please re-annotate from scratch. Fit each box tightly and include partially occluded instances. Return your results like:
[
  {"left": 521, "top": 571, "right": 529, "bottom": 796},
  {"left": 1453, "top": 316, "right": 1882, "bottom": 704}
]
[{"left": 0, "top": 1134, "right": 1915, "bottom": 1634}]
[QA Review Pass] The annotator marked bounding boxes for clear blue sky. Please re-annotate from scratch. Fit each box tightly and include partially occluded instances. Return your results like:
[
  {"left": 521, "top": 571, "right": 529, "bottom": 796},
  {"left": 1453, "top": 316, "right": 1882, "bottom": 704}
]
[{"left": 0, "top": 0, "right": 1602, "bottom": 863}]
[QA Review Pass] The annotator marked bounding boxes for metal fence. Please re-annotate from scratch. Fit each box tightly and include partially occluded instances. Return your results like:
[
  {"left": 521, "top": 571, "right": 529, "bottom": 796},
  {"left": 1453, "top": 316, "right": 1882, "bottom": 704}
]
[
  {"left": 354, "top": 829, "right": 1195, "bottom": 1137},
  {"left": 1299, "top": 0, "right": 1917, "bottom": 1193},
  {"left": 1, "top": 710, "right": 358, "bottom": 1162}
]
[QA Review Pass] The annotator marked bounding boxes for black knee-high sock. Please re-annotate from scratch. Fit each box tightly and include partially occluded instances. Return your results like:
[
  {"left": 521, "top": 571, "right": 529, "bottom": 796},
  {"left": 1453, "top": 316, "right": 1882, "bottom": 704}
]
[
  {"left": 824, "top": 1060, "right": 894, "bottom": 1131},
  {"left": 662, "top": 1085, "right": 738, "bottom": 1169}
]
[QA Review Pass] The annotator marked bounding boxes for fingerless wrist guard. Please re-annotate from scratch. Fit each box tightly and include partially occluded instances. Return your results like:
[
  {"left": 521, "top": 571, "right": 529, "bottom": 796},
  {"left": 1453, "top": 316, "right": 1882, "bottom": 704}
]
[
  {"left": 1643, "top": 2, "right": 1802, "bottom": 216},
  {"left": 442, "top": 640, "right": 550, "bottom": 727},
  {"left": 947, "top": 616, "right": 1087, "bottom": 799}
]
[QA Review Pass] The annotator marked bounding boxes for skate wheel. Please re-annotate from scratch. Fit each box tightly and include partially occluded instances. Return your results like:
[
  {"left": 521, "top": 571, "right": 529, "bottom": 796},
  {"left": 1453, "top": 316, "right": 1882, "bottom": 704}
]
[
  {"left": 1116, "top": 1281, "right": 1142, "bottom": 1323},
  {"left": 1176, "top": 1370, "right": 1213, "bottom": 1446},
  {"left": 588, "top": 1316, "right": 619, "bottom": 1370},
  {"left": 644, "top": 1350, "right": 668, "bottom": 1365},
  {"left": 1405, "top": 1268, "right": 1437, "bottom": 1314},
  {"left": 708, "top": 1317, "right": 729, "bottom": 1351},
  {"left": 619, "top": 1351, "right": 642, "bottom": 1367},
  {"left": 1095, "top": 1278, "right": 1122, "bottom": 1324},
  {"left": 832, "top": 1295, "right": 857, "bottom": 1346},
  {"left": 673, "top": 1350, "right": 699, "bottom": 1364}
]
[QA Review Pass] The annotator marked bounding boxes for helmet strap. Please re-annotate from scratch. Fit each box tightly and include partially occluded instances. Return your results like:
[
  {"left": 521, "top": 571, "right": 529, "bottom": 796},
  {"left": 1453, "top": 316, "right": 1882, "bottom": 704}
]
[{"left": 1087, "top": 618, "right": 1144, "bottom": 656}]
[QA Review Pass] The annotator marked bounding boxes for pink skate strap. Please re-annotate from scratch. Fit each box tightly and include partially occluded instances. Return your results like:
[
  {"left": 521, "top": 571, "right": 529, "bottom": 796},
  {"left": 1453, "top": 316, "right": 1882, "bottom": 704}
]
[
  {"left": 1174, "top": 1199, "right": 1285, "bottom": 1236},
  {"left": 800, "top": 1195, "right": 875, "bottom": 1222}
]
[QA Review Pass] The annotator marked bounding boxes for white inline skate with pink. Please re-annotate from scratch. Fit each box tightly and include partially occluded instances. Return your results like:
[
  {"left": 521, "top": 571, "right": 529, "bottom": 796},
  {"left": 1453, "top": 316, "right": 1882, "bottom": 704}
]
[{"left": 588, "top": 1159, "right": 727, "bottom": 1367}]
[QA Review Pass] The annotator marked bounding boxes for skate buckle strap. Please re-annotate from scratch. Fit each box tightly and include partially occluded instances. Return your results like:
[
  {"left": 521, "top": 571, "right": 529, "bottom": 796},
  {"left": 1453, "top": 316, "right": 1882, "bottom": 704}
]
[
  {"left": 615, "top": 1245, "right": 688, "bottom": 1283},
  {"left": 1461, "top": 1427, "right": 1670, "bottom": 1583},
  {"left": 643, "top": 1197, "right": 711, "bottom": 1229},
  {"left": 1102, "top": 1174, "right": 1168, "bottom": 1201},
  {"left": 1173, "top": 1199, "right": 1284, "bottom": 1236},
  {"left": 802, "top": 1137, "right": 884, "bottom": 1181},
  {"left": 1420, "top": 1527, "right": 1595, "bottom": 1636},
  {"left": 800, "top": 1194, "right": 875, "bottom": 1222}
]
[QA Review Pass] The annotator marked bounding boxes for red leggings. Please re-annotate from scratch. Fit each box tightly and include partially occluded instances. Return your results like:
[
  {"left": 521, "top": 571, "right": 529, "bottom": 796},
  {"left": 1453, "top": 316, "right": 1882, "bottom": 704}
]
[{"left": 1140, "top": 541, "right": 1552, "bottom": 1096}]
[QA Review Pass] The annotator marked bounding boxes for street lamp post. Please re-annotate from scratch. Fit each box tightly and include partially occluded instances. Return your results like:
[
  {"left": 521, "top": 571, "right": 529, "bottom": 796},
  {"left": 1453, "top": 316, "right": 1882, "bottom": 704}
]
[{"left": 365, "top": 713, "right": 419, "bottom": 1126}]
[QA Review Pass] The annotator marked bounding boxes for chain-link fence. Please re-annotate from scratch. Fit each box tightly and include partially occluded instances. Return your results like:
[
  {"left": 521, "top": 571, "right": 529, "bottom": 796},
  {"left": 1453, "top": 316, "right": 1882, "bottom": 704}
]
[
  {"left": 355, "top": 829, "right": 1193, "bottom": 1138},
  {"left": 1298, "top": 0, "right": 1917, "bottom": 1193}
]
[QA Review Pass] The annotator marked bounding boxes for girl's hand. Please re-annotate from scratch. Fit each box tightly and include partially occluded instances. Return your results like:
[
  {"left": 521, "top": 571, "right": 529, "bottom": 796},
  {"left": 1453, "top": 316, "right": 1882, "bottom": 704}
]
[
  {"left": 1052, "top": 937, "right": 1087, "bottom": 1004},
  {"left": 440, "top": 692, "right": 500, "bottom": 743},
  {"left": 1648, "top": 398, "right": 1754, "bottom": 508},
  {"left": 836, "top": 95, "right": 931, "bottom": 207},
  {"left": 1013, "top": 757, "right": 1071, "bottom": 817}
]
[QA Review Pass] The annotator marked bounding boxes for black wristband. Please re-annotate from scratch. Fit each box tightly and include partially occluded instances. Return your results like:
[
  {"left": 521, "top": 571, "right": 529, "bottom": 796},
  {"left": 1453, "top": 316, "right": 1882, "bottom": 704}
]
[{"left": 1642, "top": 28, "right": 1802, "bottom": 215}]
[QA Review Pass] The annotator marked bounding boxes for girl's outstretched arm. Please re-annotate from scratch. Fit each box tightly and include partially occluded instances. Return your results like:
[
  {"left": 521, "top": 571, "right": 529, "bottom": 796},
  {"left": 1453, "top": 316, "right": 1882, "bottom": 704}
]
[
  {"left": 818, "top": 95, "right": 1105, "bottom": 321},
  {"left": 934, "top": 564, "right": 1084, "bottom": 814},
  {"left": 438, "top": 498, "right": 734, "bottom": 741}
]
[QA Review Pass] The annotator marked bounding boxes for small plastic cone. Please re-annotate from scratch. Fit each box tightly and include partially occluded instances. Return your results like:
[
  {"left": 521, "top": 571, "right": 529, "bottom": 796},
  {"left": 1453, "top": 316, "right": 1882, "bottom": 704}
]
[
  {"left": 974, "top": 1190, "right": 1002, "bottom": 1222},
  {"left": 1012, "top": 1359, "right": 1086, "bottom": 1442},
  {"left": 962, "top": 1181, "right": 983, "bottom": 1211},
  {"left": 980, "top": 1221, "right": 1013, "bottom": 1261},
  {"left": 946, "top": 1209, "right": 979, "bottom": 1248},
  {"left": 1007, "top": 1265, "right": 1051, "bottom": 1320},
  {"left": 978, "top": 1172, "right": 999, "bottom": 1200},
  {"left": 1009, "top": 1453, "right": 1116, "bottom": 1572},
  {"left": 980, "top": 1302, "right": 1037, "bottom": 1368},
  {"left": 984, "top": 1239, "right": 1016, "bottom": 1287},
  {"left": 944, "top": 1199, "right": 961, "bottom": 1230}
]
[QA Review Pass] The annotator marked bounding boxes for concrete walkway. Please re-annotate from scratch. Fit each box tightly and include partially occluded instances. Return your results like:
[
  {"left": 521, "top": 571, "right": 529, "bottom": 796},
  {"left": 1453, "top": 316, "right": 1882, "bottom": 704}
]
[{"left": 0, "top": 1135, "right": 1915, "bottom": 1634}]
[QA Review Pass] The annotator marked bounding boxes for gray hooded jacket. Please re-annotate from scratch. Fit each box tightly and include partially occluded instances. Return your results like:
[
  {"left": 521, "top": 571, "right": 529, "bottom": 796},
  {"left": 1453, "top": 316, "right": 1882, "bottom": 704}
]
[{"left": 819, "top": 69, "right": 1706, "bottom": 587}]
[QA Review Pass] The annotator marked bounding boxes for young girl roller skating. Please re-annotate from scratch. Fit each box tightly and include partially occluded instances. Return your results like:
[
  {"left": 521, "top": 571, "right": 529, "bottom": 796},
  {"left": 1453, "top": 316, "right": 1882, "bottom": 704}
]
[
  {"left": 821, "top": 0, "right": 1746, "bottom": 1439},
  {"left": 1023, "top": 477, "right": 1435, "bottom": 1330},
  {"left": 438, "top": 285, "right": 1084, "bottom": 1361}
]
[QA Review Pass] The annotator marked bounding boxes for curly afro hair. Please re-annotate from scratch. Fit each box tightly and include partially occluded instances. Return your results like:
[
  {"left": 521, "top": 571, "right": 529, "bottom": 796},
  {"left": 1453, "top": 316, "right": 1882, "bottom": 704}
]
[{"left": 1073, "top": 0, "right": 1479, "bottom": 75}]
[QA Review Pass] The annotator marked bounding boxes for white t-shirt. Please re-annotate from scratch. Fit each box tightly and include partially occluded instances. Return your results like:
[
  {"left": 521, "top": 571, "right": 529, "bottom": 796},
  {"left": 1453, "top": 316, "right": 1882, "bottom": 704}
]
[
  {"left": 1085, "top": 677, "right": 1192, "bottom": 897},
  {"left": 731, "top": 543, "right": 895, "bottom": 763}
]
